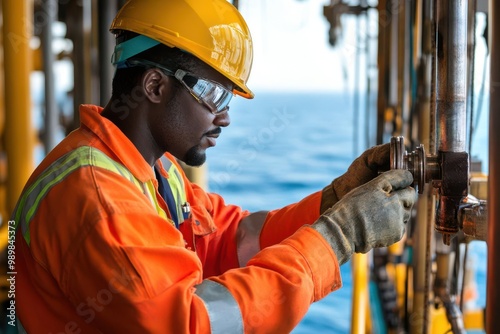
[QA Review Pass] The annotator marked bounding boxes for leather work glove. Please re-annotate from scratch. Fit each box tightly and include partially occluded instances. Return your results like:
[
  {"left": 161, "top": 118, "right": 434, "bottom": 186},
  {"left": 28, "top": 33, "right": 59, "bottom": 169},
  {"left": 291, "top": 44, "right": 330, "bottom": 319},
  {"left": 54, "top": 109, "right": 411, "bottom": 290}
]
[
  {"left": 321, "top": 143, "right": 390, "bottom": 213},
  {"left": 312, "top": 169, "right": 416, "bottom": 265}
]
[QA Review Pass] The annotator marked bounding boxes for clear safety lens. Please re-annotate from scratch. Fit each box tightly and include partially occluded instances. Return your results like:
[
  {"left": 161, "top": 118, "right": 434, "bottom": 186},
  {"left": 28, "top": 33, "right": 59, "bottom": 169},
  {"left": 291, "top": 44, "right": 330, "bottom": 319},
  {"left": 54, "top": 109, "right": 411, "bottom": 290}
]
[{"left": 175, "top": 70, "right": 233, "bottom": 114}]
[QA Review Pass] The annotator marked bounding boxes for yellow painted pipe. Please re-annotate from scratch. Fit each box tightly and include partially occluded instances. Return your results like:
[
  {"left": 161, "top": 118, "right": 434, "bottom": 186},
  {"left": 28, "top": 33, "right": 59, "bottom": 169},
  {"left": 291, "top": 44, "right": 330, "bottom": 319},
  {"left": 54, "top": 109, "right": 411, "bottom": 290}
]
[
  {"left": 431, "top": 307, "right": 484, "bottom": 332},
  {"left": 0, "top": 6, "right": 6, "bottom": 248},
  {"left": 178, "top": 161, "right": 208, "bottom": 190},
  {"left": 2, "top": 0, "right": 35, "bottom": 216},
  {"left": 351, "top": 253, "right": 368, "bottom": 334}
]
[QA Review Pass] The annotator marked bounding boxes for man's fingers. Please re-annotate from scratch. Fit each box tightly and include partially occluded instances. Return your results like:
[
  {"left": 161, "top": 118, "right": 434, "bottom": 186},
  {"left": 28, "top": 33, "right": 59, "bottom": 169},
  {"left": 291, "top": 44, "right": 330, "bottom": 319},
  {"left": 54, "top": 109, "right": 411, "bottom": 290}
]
[
  {"left": 366, "top": 142, "right": 391, "bottom": 169},
  {"left": 379, "top": 169, "right": 414, "bottom": 191}
]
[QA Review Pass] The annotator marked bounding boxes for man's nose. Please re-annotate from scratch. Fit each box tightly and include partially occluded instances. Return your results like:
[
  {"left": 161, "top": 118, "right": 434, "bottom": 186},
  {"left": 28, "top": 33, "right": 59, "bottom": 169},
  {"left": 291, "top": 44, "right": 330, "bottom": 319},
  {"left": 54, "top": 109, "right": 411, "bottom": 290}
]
[{"left": 213, "top": 108, "right": 230, "bottom": 127}]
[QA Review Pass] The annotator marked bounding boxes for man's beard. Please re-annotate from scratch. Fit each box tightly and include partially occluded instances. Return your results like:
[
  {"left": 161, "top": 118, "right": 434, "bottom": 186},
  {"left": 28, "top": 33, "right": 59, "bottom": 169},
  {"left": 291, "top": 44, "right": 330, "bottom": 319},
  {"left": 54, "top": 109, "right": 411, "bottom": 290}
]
[{"left": 183, "top": 145, "right": 206, "bottom": 167}]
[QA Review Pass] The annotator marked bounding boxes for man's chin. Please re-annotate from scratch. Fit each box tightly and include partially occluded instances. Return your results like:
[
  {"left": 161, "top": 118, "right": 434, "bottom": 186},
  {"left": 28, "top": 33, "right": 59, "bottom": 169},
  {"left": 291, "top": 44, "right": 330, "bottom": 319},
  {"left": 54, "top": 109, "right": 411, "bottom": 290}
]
[{"left": 182, "top": 146, "right": 206, "bottom": 167}]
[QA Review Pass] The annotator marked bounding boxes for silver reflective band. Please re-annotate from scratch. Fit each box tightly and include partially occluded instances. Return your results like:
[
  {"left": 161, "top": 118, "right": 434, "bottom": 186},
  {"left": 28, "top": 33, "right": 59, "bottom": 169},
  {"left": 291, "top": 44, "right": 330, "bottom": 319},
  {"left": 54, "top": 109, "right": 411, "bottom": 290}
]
[{"left": 195, "top": 280, "right": 244, "bottom": 334}]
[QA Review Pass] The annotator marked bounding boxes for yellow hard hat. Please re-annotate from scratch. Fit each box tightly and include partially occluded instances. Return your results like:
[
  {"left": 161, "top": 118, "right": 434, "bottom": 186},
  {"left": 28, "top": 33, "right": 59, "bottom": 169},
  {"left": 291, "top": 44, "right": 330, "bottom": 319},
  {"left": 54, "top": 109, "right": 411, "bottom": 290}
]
[{"left": 110, "top": 0, "right": 254, "bottom": 99}]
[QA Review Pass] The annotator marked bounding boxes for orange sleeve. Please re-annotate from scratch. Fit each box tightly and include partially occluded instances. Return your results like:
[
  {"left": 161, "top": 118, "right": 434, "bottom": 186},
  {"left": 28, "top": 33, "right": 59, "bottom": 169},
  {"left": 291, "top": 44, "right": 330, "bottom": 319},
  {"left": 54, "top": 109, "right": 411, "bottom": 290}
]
[
  {"left": 260, "top": 191, "right": 323, "bottom": 248},
  {"left": 212, "top": 226, "right": 342, "bottom": 331}
]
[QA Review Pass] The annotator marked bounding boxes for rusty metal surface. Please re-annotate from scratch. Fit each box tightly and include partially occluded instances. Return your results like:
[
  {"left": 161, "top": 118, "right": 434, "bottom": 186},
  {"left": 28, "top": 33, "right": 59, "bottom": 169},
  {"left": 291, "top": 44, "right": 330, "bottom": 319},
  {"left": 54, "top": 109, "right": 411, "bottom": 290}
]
[{"left": 487, "top": 1, "right": 500, "bottom": 332}]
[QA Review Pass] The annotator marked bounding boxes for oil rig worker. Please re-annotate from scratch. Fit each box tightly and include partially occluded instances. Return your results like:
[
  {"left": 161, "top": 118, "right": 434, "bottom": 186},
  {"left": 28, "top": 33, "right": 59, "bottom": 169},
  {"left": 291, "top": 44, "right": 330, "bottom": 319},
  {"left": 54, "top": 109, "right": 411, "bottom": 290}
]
[{"left": 12, "top": 0, "right": 416, "bottom": 332}]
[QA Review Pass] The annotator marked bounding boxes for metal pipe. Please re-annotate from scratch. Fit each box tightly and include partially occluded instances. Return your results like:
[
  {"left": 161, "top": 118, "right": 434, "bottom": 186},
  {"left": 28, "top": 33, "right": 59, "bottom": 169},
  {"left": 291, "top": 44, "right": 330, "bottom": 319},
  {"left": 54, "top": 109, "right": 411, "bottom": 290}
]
[
  {"left": 353, "top": 15, "right": 361, "bottom": 157},
  {"left": 411, "top": 187, "right": 432, "bottom": 334},
  {"left": 376, "top": 0, "right": 389, "bottom": 144},
  {"left": 41, "top": 0, "right": 59, "bottom": 152},
  {"left": 436, "top": 0, "right": 467, "bottom": 153},
  {"left": 460, "top": 198, "right": 487, "bottom": 242},
  {"left": 66, "top": 0, "right": 93, "bottom": 130},
  {"left": 398, "top": 0, "right": 410, "bottom": 139},
  {"left": 2, "top": 0, "right": 35, "bottom": 213},
  {"left": 389, "top": 0, "right": 399, "bottom": 134},
  {"left": 431, "top": 2, "right": 469, "bottom": 332},
  {"left": 411, "top": 0, "right": 434, "bottom": 326},
  {"left": 434, "top": 284, "right": 467, "bottom": 334},
  {"left": 98, "top": 0, "right": 117, "bottom": 105},
  {"left": 466, "top": 0, "right": 476, "bottom": 157},
  {"left": 429, "top": 0, "right": 437, "bottom": 156},
  {"left": 364, "top": 9, "right": 372, "bottom": 149},
  {"left": 435, "top": 0, "right": 469, "bottom": 244},
  {"left": 434, "top": 249, "right": 466, "bottom": 334},
  {"left": 487, "top": 1, "right": 500, "bottom": 332}
]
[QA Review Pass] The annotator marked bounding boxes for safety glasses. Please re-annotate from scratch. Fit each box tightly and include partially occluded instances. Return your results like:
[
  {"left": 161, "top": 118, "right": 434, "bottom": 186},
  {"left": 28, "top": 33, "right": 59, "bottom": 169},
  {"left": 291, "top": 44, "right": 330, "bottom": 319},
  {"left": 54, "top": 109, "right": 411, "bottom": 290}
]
[{"left": 123, "top": 59, "right": 233, "bottom": 115}]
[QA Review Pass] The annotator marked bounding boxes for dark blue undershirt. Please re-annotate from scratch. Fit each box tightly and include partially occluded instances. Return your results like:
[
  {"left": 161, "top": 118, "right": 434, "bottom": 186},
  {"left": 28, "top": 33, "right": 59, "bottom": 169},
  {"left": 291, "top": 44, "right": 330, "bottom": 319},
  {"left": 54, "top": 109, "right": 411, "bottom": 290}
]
[{"left": 154, "top": 167, "right": 179, "bottom": 228}]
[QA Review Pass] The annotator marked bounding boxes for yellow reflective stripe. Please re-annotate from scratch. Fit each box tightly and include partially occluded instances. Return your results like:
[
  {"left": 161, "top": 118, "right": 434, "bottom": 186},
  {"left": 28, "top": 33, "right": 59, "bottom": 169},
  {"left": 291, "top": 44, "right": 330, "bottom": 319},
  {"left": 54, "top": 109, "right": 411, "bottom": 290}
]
[
  {"left": 145, "top": 180, "right": 168, "bottom": 220},
  {"left": 13, "top": 147, "right": 88, "bottom": 227},
  {"left": 13, "top": 146, "right": 162, "bottom": 245},
  {"left": 14, "top": 147, "right": 96, "bottom": 243}
]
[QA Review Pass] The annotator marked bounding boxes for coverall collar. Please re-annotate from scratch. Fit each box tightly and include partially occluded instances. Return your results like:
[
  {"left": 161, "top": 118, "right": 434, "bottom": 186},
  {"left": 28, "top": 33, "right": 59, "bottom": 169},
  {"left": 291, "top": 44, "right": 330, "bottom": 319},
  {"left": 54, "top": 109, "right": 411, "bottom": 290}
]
[{"left": 79, "top": 104, "right": 156, "bottom": 183}]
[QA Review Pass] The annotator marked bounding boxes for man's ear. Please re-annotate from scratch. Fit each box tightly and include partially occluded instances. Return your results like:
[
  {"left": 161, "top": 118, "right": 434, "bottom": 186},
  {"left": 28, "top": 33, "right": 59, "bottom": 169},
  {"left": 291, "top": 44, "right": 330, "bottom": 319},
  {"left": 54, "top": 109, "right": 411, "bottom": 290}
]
[{"left": 143, "top": 69, "right": 168, "bottom": 103}]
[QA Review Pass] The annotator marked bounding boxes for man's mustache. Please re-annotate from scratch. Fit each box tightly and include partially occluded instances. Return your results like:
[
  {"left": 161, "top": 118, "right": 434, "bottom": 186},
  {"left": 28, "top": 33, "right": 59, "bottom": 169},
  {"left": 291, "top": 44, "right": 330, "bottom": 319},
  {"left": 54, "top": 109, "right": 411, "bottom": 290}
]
[{"left": 205, "top": 127, "right": 222, "bottom": 136}]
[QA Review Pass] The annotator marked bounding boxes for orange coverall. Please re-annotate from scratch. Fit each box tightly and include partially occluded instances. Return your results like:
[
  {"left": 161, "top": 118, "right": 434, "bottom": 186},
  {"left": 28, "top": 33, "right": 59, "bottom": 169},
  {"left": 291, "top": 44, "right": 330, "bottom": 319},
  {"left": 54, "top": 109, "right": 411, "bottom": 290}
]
[{"left": 14, "top": 105, "right": 342, "bottom": 333}]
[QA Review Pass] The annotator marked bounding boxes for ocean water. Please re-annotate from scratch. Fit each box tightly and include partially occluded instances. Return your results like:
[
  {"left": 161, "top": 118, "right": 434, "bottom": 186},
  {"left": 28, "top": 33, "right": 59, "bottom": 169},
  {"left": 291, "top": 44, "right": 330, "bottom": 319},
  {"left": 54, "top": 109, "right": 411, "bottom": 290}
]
[{"left": 206, "top": 91, "right": 489, "bottom": 333}]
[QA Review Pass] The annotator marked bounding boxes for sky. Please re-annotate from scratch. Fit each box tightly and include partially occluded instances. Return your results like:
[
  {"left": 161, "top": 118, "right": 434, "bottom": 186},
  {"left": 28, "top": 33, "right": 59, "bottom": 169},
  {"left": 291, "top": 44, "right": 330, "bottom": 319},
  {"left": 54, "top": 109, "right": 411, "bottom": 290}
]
[{"left": 236, "top": 0, "right": 370, "bottom": 92}]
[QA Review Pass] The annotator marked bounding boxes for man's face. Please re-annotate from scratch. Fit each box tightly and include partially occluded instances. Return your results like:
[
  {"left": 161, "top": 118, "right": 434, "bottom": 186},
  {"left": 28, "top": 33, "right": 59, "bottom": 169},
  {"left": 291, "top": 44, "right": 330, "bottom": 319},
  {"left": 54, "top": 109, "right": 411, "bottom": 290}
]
[{"left": 153, "top": 65, "right": 232, "bottom": 167}]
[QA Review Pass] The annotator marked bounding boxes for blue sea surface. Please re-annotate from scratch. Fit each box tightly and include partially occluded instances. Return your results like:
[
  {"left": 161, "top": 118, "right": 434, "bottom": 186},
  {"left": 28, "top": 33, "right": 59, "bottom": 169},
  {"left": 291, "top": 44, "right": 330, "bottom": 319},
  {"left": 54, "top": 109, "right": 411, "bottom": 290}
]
[{"left": 206, "top": 91, "right": 489, "bottom": 333}]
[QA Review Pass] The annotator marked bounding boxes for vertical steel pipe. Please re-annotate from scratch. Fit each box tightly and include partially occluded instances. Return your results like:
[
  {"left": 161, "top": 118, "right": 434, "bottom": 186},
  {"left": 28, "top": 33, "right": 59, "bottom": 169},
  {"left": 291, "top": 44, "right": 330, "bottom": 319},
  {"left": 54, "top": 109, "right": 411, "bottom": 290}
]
[
  {"left": 429, "top": 0, "right": 437, "bottom": 156},
  {"left": 2, "top": 0, "right": 35, "bottom": 213},
  {"left": 486, "top": 1, "right": 500, "bottom": 332},
  {"left": 98, "top": 0, "right": 117, "bottom": 105},
  {"left": 436, "top": 0, "right": 467, "bottom": 153},
  {"left": 411, "top": 2, "right": 433, "bottom": 333},
  {"left": 466, "top": 0, "right": 476, "bottom": 156},
  {"left": 66, "top": 0, "right": 93, "bottom": 130},
  {"left": 435, "top": 0, "right": 469, "bottom": 243},
  {"left": 397, "top": 0, "right": 410, "bottom": 139},
  {"left": 376, "top": 0, "right": 389, "bottom": 144},
  {"left": 388, "top": 0, "right": 399, "bottom": 131},
  {"left": 41, "top": 0, "right": 59, "bottom": 152},
  {"left": 433, "top": 1, "right": 469, "bottom": 332}
]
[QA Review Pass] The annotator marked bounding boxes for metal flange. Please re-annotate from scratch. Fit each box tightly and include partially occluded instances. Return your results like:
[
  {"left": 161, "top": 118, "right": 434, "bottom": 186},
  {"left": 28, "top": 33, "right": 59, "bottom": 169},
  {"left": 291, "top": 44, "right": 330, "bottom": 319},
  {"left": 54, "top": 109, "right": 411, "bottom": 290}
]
[{"left": 390, "top": 136, "right": 426, "bottom": 194}]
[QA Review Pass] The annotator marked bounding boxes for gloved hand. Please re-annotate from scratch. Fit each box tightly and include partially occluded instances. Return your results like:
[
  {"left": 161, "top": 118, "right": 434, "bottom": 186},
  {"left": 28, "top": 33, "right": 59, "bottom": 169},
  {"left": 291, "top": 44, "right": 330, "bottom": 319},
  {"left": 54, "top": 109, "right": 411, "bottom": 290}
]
[
  {"left": 321, "top": 143, "right": 390, "bottom": 213},
  {"left": 312, "top": 169, "right": 416, "bottom": 265}
]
